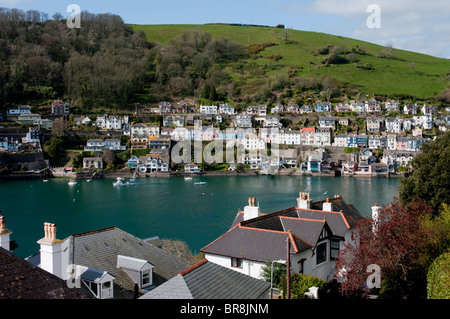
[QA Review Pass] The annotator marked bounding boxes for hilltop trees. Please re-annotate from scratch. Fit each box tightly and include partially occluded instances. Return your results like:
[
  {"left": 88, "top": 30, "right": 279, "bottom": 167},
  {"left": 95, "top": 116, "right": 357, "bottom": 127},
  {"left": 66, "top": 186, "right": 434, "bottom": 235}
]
[
  {"left": 148, "top": 30, "right": 246, "bottom": 101},
  {"left": 0, "top": 8, "right": 151, "bottom": 108}
]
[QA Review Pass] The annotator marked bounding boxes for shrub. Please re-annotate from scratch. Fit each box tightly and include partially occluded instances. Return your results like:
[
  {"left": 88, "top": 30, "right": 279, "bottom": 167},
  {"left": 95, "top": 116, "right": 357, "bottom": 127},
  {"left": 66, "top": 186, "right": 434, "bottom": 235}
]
[
  {"left": 279, "top": 273, "right": 328, "bottom": 299},
  {"left": 427, "top": 252, "right": 450, "bottom": 299}
]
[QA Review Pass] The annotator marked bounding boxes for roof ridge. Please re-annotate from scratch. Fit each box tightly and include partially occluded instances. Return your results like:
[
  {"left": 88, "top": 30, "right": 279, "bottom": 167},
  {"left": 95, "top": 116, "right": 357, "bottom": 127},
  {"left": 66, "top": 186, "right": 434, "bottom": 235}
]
[
  {"left": 179, "top": 258, "right": 208, "bottom": 276},
  {"left": 71, "top": 226, "right": 117, "bottom": 238}
]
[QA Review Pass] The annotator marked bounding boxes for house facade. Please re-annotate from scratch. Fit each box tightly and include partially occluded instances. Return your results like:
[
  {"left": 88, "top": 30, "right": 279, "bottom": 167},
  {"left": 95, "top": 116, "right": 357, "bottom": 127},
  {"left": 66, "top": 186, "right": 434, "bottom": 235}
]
[{"left": 201, "top": 194, "right": 365, "bottom": 282}]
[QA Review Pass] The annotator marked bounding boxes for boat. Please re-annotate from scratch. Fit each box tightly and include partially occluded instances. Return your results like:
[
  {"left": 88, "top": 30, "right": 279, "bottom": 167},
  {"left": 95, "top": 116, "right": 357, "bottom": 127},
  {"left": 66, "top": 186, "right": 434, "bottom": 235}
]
[
  {"left": 184, "top": 176, "right": 192, "bottom": 180},
  {"left": 43, "top": 179, "right": 48, "bottom": 182},
  {"left": 129, "top": 178, "right": 136, "bottom": 183},
  {"left": 68, "top": 180, "right": 77, "bottom": 186},
  {"left": 86, "top": 179, "right": 91, "bottom": 182},
  {"left": 113, "top": 177, "right": 128, "bottom": 187},
  {"left": 194, "top": 182, "right": 207, "bottom": 185}
]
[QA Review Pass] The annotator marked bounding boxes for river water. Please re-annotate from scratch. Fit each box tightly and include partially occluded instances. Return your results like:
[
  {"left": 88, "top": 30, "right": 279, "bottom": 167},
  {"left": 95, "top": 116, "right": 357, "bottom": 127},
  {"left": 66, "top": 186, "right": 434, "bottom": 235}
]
[{"left": 0, "top": 175, "right": 400, "bottom": 258}]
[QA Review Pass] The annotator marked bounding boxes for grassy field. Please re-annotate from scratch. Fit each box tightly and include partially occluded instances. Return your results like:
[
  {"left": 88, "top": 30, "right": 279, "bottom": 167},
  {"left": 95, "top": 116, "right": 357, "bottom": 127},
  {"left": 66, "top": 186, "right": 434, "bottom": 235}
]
[{"left": 131, "top": 24, "right": 450, "bottom": 101}]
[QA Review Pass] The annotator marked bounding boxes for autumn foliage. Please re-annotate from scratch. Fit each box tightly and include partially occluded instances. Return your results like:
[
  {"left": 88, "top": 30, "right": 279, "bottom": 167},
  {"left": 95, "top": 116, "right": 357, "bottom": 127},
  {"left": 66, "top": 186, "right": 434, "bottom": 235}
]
[{"left": 335, "top": 198, "right": 445, "bottom": 298}]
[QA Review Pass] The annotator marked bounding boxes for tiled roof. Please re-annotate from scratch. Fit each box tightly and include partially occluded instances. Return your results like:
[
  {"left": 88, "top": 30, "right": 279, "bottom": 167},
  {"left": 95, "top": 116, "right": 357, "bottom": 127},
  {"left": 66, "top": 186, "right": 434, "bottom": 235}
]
[
  {"left": 67, "top": 227, "right": 191, "bottom": 299},
  {"left": 140, "top": 259, "right": 270, "bottom": 299},
  {"left": 203, "top": 196, "right": 363, "bottom": 262},
  {"left": 0, "top": 247, "right": 88, "bottom": 299}
]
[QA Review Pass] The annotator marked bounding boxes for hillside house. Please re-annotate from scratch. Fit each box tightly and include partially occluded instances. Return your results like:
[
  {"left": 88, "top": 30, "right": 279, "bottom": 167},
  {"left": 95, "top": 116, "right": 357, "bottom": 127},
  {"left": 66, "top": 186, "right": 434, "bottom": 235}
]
[{"left": 51, "top": 100, "right": 70, "bottom": 116}]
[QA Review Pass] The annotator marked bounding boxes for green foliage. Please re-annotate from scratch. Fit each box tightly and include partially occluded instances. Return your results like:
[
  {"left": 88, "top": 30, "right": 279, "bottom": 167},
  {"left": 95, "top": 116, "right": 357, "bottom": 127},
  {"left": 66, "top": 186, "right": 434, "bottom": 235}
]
[
  {"left": 399, "top": 131, "right": 450, "bottom": 214},
  {"left": 279, "top": 273, "right": 327, "bottom": 299},
  {"left": 43, "top": 134, "right": 69, "bottom": 166},
  {"left": 260, "top": 262, "right": 287, "bottom": 287},
  {"left": 427, "top": 251, "right": 450, "bottom": 299},
  {"left": 343, "top": 147, "right": 360, "bottom": 154}
]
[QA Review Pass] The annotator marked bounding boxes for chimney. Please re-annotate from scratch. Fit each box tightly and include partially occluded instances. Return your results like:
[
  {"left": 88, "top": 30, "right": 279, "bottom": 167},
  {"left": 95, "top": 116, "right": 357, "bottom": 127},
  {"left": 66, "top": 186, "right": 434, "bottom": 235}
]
[
  {"left": 322, "top": 198, "right": 333, "bottom": 211},
  {"left": 0, "top": 215, "right": 13, "bottom": 251},
  {"left": 296, "top": 192, "right": 311, "bottom": 209},
  {"left": 371, "top": 204, "right": 381, "bottom": 232},
  {"left": 37, "top": 222, "right": 64, "bottom": 278},
  {"left": 243, "top": 197, "right": 260, "bottom": 221}
]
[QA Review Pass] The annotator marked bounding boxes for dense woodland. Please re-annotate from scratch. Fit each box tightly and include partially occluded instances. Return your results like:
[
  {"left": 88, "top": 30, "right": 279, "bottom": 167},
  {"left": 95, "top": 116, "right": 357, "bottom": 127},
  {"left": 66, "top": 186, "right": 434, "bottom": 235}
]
[{"left": 0, "top": 8, "right": 248, "bottom": 111}]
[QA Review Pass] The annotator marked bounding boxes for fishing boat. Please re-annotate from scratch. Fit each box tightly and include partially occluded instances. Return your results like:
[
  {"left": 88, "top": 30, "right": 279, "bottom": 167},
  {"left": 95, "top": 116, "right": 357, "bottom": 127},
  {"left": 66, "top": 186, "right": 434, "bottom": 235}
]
[
  {"left": 194, "top": 182, "right": 207, "bottom": 185},
  {"left": 113, "top": 177, "right": 128, "bottom": 187},
  {"left": 68, "top": 180, "right": 77, "bottom": 186}
]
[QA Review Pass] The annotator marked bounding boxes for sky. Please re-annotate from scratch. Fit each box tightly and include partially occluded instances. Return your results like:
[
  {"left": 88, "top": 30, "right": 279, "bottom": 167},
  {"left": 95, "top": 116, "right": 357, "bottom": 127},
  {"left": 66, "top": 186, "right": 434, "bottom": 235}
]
[{"left": 1, "top": 0, "right": 449, "bottom": 59}]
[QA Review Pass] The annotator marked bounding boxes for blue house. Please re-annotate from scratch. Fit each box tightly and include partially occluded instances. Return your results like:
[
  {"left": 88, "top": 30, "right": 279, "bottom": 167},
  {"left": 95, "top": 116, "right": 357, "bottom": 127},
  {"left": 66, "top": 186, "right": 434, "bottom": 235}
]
[
  {"left": 127, "top": 155, "right": 140, "bottom": 168},
  {"left": 315, "top": 102, "right": 332, "bottom": 113}
]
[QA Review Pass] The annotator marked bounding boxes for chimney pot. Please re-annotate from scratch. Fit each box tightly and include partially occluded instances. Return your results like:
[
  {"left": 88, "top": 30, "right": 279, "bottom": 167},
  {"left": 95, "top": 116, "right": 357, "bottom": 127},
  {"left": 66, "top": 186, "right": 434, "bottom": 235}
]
[{"left": 0, "top": 216, "right": 5, "bottom": 229}]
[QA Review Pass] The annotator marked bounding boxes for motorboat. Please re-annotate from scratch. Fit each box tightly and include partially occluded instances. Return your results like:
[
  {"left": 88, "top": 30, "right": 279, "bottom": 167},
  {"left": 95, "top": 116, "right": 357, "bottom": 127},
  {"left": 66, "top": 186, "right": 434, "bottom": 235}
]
[
  {"left": 184, "top": 176, "right": 192, "bottom": 180},
  {"left": 113, "top": 177, "right": 128, "bottom": 186},
  {"left": 68, "top": 180, "right": 77, "bottom": 186},
  {"left": 194, "top": 182, "right": 207, "bottom": 185}
]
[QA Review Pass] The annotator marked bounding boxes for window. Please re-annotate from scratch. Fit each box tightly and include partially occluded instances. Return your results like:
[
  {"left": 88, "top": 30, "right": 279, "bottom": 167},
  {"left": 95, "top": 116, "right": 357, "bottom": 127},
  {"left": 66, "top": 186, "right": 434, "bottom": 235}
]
[
  {"left": 316, "top": 242, "right": 327, "bottom": 265},
  {"left": 231, "top": 257, "right": 243, "bottom": 268},
  {"left": 142, "top": 269, "right": 151, "bottom": 287},
  {"left": 330, "top": 240, "right": 340, "bottom": 260}
]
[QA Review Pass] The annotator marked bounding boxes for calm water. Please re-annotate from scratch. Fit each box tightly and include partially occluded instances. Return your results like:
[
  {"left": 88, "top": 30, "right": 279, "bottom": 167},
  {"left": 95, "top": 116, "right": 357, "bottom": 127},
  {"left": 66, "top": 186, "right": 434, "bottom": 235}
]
[{"left": 0, "top": 175, "right": 400, "bottom": 258}]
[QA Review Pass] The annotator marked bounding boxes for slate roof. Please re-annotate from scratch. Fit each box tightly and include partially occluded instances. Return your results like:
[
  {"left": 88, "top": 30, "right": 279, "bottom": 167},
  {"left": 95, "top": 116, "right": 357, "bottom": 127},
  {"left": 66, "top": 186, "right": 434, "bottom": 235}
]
[
  {"left": 140, "top": 259, "right": 270, "bottom": 299},
  {"left": 202, "top": 195, "right": 363, "bottom": 263},
  {"left": 66, "top": 226, "right": 191, "bottom": 299},
  {"left": 0, "top": 247, "right": 88, "bottom": 299}
]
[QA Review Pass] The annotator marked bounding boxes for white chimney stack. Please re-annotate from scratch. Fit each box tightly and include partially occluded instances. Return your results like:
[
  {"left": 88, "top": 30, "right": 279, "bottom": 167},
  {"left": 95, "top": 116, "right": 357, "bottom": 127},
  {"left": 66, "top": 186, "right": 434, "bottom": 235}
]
[
  {"left": 0, "top": 215, "right": 13, "bottom": 251},
  {"left": 322, "top": 198, "right": 333, "bottom": 211},
  {"left": 371, "top": 204, "right": 381, "bottom": 232},
  {"left": 297, "top": 192, "right": 312, "bottom": 209},
  {"left": 37, "top": 222, "right": 63, "bottom": 278},
  {"left": 243, "top": 197, "right": 260, "bottom": 221}
]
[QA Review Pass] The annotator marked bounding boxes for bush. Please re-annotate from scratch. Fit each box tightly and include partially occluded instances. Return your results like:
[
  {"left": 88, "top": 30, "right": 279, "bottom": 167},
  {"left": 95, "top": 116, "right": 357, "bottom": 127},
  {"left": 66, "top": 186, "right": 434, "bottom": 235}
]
[
  {"left": 279, "top": 273, "right": 327, "bottom": 299},
  {"left": 427, "top": 252, "right": 450, "bottom": 299}
]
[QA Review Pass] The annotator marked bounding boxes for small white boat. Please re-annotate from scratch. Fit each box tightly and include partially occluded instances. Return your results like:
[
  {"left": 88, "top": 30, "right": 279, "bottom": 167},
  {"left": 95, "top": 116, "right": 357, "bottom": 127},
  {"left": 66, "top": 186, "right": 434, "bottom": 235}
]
[
  {"left": 129, "top": 178, "right": 136, "bottom": 183},
  {"left": 184, "top": 176, "right": 192, "bottom": 180},
  {"left": 86, "top": 179, "right": 91, "bottom": 182},
  {"left": 43, "top": 179, "right": 48, "bottom": 182},
  {"left": 68, "top": 180, "right": 77, "bottom": 186},
  {"left": 113, "top": 177, "right": 128, "bottom": 186},
  {"left": 194, "top": 182, "right": 207, "bottom": 185}
]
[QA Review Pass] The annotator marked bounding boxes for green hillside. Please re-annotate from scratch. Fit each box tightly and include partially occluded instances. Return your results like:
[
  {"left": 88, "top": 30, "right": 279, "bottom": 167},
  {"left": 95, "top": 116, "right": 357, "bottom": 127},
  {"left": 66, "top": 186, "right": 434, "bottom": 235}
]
[{"left": 132, "top": 24, "right": 450, "bottom": 102}]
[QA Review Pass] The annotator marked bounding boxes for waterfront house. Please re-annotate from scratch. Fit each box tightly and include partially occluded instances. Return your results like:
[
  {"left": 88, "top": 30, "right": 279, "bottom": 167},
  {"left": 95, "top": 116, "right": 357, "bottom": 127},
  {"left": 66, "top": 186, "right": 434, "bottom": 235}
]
[
  {"left": 83, "top": 157, "right": 103, "bottom": 170},
  {"left": 403, "top": 104, "right": 418, "bottom": 115},
  {"left": 314, "top": 128, "right": 332, "bottom": 146},
  {"left": 247, "top": 105, "right": 267, "bottom": 116},
  {"left": 201, "top": 194, "right": 365, "bottom": 282},
  {"left": 234, "top": 114, "right": 253, "bottom": 128},
  {"left": 73, "top": 116, "right": 92, "bottom": 126},
  {"left": 84, "top": 139, "right": 126, "bottom": 152},
  {"left": 299, "top": 127, "right": 315, "bottom": 145},
  {"left": 96, "top": 115, "right": 128, "bottom": 130},
  {"left": 368, "top": 135, "right": 387, "bottom": 150},
  {"left": 163, "top": 115, "right": 185, "bottom": 127},
  {"left": 333, "top": 133, "right": 347, "bottom": 147},
  {"left": 421, "top": 105, "right": 438, "bottom": 116},
  {"left": 381, "top": 151, "right": 415, "bottom": 171},
  {"left": 51, "top": 100, "right": 70, "bottom": 116},
  {"left": 219, "top": 103, "right": 235, "bottom": 115},
  {"left": 286, "top": 104, "right": 300, "bottom": 113},
  {"left": 335, "top": 102, "right": 351, "bottom": 113},
  {"left": 364, "top": 99, "right": 381, "bottom": 113},
  {"left": 142, "top": 154, "right": 169, "bottom": 172},
  {"left": 149, "top": 137, "right": 171, "bottom": 153},
  {"left": 17, "top": 113, "right": 41, "bottom": 125},
  {"left": 319, "top": 116, "right": 336, "bottom": 129},
  {"left": 385, "top": 100, "right": 400, "bottom": 113},
  {"left": 315, "top": 102, "right": 332, "bottom": 113},
  {"left": 200, "top": 105, "right": 218, "bottom": 115},
  {"left": 385, "top": 118, "right": 403, "bottom": 133},
  {"left": 26, "top": 225, "right": 190, "bottom": 299},
  {"left": 127, "top": 155, "right": 140, "bottom": 168},
  {"left": 285, "top": 130, "right": 301, "bottom": 146},
  {"left": 349, "top": 101, "right": 365, "bottom": 113},
  {"left": 366, "top": 117, "right": 384, "bottom": 133},
  {"left": 298, "top": 104, "right": 313, "bottom": 114},
  {"left": 184, "top": 163, "right": 201, "bottom": 173},
  {"left": 271, "top": 104, "right": 284, "bottom": 114},
  {"left": 7, "top": 105, "right": 31, "bottom": 115},
  {"left": 140, "top": 259, "right": 270, "bottom": 299}
]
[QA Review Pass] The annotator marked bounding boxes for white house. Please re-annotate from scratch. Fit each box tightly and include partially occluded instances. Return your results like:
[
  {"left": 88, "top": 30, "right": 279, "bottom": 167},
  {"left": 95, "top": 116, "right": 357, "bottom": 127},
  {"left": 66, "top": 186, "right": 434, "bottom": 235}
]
[
  {"left": 234, "top": 114, "right": 252, "bottom": 128},
  {"left": 96, "top": 115, "right": 129, "bottom": 130},
  {"left": 219, "top": 104, "right": 235, "bottom": 115},
  {"left": 201, "top": 194, "right": 365, "bottom": 282},
  {"left": 200, "top": 105, "right": 218, "bottom": 115}
]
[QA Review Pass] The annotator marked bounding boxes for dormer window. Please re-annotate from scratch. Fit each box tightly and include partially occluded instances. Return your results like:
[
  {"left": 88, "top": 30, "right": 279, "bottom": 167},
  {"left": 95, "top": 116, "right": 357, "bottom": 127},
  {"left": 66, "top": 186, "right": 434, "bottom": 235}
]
[
  {"left": 117, "top": 255, "right": 154, "bottom": 289},
  {"left": 78, "top": 266, "right": 115, "bottom": 299}
]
